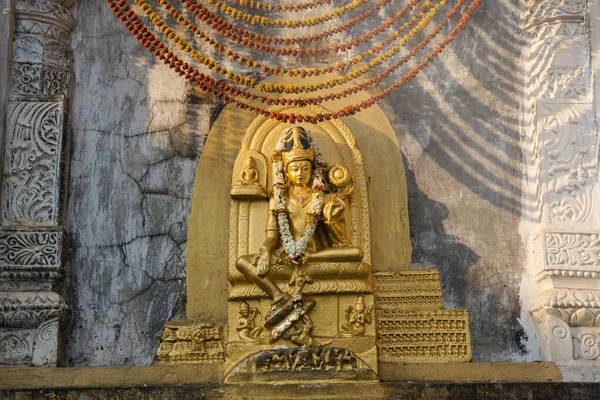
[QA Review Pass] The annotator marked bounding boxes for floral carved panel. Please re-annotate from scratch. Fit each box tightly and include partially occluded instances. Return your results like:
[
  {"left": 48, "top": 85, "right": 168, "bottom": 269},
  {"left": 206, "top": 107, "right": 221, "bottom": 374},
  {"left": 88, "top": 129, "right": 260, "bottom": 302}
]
[
  {"left": 0, "top": 228, "right": 62, "bottom": 286},
  {"left": 1, "top": 101, "right": 64, "bottom": 226},
  {"left": 544, "top": 232, "right": 600, "bottom": 268},
  {"left": 524, "top": 0, "right": 586, "bottom": 28},
  {"left": 537, "top": 102, "right": 597, "bottom": 225}
]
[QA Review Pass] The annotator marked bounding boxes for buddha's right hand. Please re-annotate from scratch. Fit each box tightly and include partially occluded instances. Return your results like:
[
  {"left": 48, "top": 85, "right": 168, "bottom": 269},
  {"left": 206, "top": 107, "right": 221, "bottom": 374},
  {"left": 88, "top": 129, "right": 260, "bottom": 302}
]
[{"left": 256, "top": 246, "right": 271, "bottom": 278}]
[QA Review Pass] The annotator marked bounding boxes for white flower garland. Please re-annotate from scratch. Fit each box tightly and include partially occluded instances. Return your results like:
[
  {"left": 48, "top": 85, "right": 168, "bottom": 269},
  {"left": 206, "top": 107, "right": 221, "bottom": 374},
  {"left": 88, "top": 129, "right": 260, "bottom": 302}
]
[{"left": 272, "top": 130, "right": 326, "bottom": 260}]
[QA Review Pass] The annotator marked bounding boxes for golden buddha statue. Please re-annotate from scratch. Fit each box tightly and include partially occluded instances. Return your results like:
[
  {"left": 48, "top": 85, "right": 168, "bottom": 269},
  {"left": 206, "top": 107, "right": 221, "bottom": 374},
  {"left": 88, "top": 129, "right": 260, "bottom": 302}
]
[
  {"left": 238, "top": 156, "right": 260, "bottom": 186},
  {"left": 235, "top": 126, "right": 363, "bottom": 345}
]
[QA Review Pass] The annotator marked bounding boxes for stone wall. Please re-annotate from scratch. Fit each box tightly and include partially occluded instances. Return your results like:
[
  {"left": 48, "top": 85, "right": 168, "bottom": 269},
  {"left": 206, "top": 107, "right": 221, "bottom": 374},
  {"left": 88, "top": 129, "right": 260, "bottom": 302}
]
[{"left": 0, "top": 0, "right": 588, "bottom": 371}]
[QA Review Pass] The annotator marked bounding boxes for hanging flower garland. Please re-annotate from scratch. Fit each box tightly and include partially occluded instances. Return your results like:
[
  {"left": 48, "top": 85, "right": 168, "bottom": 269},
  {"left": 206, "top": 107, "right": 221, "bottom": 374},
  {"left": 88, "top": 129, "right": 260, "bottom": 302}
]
[
  {"left": 159, "top": 0, "right": 427, "bottom": 64},
  {"left": 108, "top": 0, "right": 482, "bottom": 122},
  {"left": 143, "top": 0, "right": 435, "bottom": 84},
  {"left": 271, "top": 133, "right": 326, "bottom": 259},
  {"left": 135, "top": 0, "right": 445, "bottom": 94},
  {"left": 198, "top": 0, "right": 370, "bottom": 28},
  {"left": 180, "top": 0, "right": 387, "bottom": 45},
  {"left": 229, "top": 0, "right": 345, "bottom": 13}
]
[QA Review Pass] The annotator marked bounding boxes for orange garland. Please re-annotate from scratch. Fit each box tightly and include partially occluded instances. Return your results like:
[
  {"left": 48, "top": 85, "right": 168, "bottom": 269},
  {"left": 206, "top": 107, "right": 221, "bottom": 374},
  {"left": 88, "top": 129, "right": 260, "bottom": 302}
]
[
  {"left": 160, "top": 0, "right": 425, "bottom": 59},
  {"left": 108, "top": 0, "right": 482, "bottom": 122},
  {"left": 201, "top": 0, "right": 369, "bottom": 28},
  {"left": 146, "top": 0, "right": 433, "bottom": 80},
  {"left": 229, "top": 0, "right": 345, "bottom": 13},
  {"left": 180, "top": 0, "right": 387, "bottom": 45}
]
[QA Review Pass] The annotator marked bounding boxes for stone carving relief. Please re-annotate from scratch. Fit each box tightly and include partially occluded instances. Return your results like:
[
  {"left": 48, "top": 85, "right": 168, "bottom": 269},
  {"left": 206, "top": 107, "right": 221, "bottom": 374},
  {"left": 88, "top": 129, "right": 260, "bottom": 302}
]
[
  {"left": 31, "top": 318, "right": 59, "bottom": 366},
  {"left": 340, "top": 295, "right": 372, "bottom": 336},
  {"left": 538, "top": 103, "right": 596, "bottom": 225},
  {"left": 42, "top": 41, "right": 70, "bottom": 70},
  {"left": 376, "top": 309, "right": 471, "bottom": 362},
  {"left": 0, "top": 230, "right": 60, "bottom": 267},
  {"left": 544, "top": 232, "right": 600, "bottom": 268},
  {"left": 574, "top": 331, "right": 600, "bottom": 360},
  {"left": 2, "top": 101, "right": 64, "bottom": 225},
  {"left": 236, "top": 301, "right": 263, "bottom": 342},
  {"left": 0, "top": 0, "right": 74, "bottom": 368},
  {"left": 373, "top": 272, "right": 471, "bottom": 363},
  {"left": 224, "top": 347, "right": 377, "bottom": 383},
  {"left": 156, "top": 322, "right": 225, "bottom": 363},
  {"left": 14, "top": 0, "right": 75, "bottom": 42},
  {"left": 0, "top": 331, "right": 33, "bottom": 364},
  {"left": 12, "top": 36, "right": 44, "bottom": 64},
  {"left": 12, "top": 63, "right": 43, "bottom": 96},
  {"left": 0, "top": 229, "right": 62, "bottom": 288},
  {"left": 0, "top": 291, "right": 63, "bottom": 329},
  {"left": 538, "top": 68, "right": 588, "bottom": 99},
  {"left": 42, "top": 67, "right": 69, "bottom": 96},
  {"left": 524, "top": 0, "right": 586, "bottom": 26}
]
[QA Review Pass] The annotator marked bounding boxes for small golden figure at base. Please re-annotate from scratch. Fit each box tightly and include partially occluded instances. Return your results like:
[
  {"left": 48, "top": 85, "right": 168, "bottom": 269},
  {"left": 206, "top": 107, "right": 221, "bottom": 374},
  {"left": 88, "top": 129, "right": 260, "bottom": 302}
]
[
  {"left": 341, "top": 295, "right": 373, "bottom": 337},
  {"left": 237, "top": 301, "right": 263, "bottom": 342}
]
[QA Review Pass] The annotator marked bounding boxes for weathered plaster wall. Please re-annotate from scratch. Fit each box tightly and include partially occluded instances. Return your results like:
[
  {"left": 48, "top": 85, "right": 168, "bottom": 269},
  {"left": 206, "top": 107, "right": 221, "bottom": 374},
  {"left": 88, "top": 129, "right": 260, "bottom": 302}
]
[
  {"left": 61, "top": 0, "right": 532, "bottom": 365},
  {"left": 63, "top": 1, "right": 210, "bottom": 365},
  {"left": 379, "top": 0, "right": 532, "bottom": 362}
]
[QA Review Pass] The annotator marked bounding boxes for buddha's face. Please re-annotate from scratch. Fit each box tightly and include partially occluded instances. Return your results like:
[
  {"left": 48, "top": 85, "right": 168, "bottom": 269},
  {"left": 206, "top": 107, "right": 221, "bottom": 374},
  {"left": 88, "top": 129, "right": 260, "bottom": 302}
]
[{"left": 286, "top": 160, "right": 312, "bottom": 187}]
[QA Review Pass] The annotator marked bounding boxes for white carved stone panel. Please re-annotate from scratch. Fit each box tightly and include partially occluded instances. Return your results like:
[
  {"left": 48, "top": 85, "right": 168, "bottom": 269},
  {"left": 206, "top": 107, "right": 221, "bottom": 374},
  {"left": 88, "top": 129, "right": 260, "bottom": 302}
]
[
  {"left": 0, "top": 330, "right": 34, "bottom": 365},
  {"left": 543, "top": 232, "right": 600, "bottom": 270},
  {"left": 0, "top": 0, "right": 74, "bottom": 368},
  {"left": 537, "top": 102, "right": 597, "bottom": 226},
  {"left": 14, "top": 0, "right": 74, "bottom": 42},
  {"left": 1, "top": 101, "right": 65, "bottom": 225},
  {"left": 573, "top": 329, "right": 600, "bottom": 360},
  {"left": 0, "top": 228, "right": 62, "bottom": 290}
]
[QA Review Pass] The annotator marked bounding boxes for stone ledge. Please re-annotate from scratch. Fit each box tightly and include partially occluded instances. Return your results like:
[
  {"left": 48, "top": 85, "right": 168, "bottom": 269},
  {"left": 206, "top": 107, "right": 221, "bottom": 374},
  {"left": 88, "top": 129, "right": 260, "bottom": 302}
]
[
  {"left": 378, "top": 361, "right": 562, "bottom": 382},
  {"left": 0, "top": 362, "right": 561, "bottom": 390},
  {"left": 2, "top": 382, "right": 596, "bottom": 400}
]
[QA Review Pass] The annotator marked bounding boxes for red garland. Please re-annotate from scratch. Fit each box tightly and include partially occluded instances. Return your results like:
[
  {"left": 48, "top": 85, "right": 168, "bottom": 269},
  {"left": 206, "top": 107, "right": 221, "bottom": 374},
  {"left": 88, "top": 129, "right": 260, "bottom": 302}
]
[{"left": 108, "top": 0, "right": 483, "bottom": 123}]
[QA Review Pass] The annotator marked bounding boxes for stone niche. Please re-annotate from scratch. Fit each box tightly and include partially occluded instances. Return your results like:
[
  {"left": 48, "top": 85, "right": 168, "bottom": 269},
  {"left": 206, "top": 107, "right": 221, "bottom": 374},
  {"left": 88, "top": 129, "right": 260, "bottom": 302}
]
[{"left": 156, "top": 79, "right": 471, "bottom": 382}]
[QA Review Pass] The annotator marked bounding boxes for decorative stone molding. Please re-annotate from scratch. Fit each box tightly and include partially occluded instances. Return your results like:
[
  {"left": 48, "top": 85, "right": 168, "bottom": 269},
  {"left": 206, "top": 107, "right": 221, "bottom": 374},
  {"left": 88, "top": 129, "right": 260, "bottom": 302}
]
[
  {"left": 523, "top": 0, "right": 600, "bottom": 368},
  {"left": 0, "top": 228, "right": 62, "bottom": 290},
  {"left": 0, "top": 291, "right": 64, "bottom": 367},
  {"left": 155, "top": 321, "right": 225, "bottom": 364},
  {"left": 373, "top": 272, "right": 471, "bottom": 363},
  {"left": 0, "top": 0, "right": 75, "bottom": 367},
  {"left": 0, "top": 291, "right": 64, "bottom": 329},
  {"left": 1, "top": 101, "right": 66, "bottom": 225}
]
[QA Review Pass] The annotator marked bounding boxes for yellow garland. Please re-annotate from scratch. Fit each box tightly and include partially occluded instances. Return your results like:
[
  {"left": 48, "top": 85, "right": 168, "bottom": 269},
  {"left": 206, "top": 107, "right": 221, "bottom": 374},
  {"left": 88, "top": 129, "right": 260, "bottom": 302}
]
[
  {"left": 226, "top": 0, "right": 346, "bottom": 13},
  {"left": 204, "top": 0, "right": 369, "bottom": 28},
  {"left": 158, "top": 0, "right": 436, "bottom": 77},
  {"left": 135, "top": 0, "right": 445, "bottom": 93}
]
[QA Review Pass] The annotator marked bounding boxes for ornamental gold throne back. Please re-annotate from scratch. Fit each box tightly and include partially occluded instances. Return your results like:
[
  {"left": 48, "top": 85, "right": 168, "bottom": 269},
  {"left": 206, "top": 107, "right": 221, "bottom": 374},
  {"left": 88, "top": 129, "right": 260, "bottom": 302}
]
[{"left": 226, "top": 123, "right": 377, "bottom": 375}]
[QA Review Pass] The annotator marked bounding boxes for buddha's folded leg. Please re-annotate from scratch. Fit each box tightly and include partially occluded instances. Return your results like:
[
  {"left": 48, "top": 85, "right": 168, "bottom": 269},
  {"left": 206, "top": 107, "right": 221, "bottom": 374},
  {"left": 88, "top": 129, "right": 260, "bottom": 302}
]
[{"left": 236, "top": 255, "right": 286, "bottom": 302}]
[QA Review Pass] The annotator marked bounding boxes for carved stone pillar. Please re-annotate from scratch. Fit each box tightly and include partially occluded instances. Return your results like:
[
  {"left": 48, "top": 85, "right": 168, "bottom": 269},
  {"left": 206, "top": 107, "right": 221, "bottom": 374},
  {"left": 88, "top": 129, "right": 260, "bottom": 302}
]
[
  {"left": 524, "top": 0, "right": 600, "bottom": 369},
  {"left": 0, "top": 0, "right": 75, "bottom": 366}
]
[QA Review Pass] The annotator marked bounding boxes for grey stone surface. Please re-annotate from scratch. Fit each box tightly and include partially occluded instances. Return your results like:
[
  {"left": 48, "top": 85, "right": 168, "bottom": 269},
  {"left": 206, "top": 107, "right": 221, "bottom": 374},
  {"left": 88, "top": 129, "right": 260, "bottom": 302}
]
[
  {"left": 61, "top": 0, "right": 532, "bottom": 366},
  {"left": 0, "top": 0, "right": 14, "bottom": 157},
  {"left": 378, "top": 0, "right": 531, "bottom": 362},
  {"left": 63, "top": 1, "right": 209, "bottom": 365}
]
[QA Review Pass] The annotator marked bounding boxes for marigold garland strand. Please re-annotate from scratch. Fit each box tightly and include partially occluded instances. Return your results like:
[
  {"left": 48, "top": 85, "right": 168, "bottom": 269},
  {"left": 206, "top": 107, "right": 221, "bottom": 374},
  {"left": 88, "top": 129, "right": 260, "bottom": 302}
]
[
  {"left": 107, "top": 0, "right": 482, "bottom": 123},
  {"left": 136, "top": 0, "right": 445, "bottom": 93},
  {"left": 144, "top": 0, "right": 434, "bottom": 80},
  {"left": 228, "top": 0, "right": 345, "bottom": 13},
  {"left": 200, "top": 0, "right": 369, "bottom": 28},
  {"left": 180, "top": 0, "right": 387, "bottom": 45},
  {"left": 160, "top": 0, "right": 427, "bottom": 61}
]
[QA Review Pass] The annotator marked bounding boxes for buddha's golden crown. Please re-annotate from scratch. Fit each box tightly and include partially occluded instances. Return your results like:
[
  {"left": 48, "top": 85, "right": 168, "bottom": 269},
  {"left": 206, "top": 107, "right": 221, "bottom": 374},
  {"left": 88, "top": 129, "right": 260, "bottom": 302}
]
[{"left": 281, "top": 126, "right": 315, "bottom": 167}]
